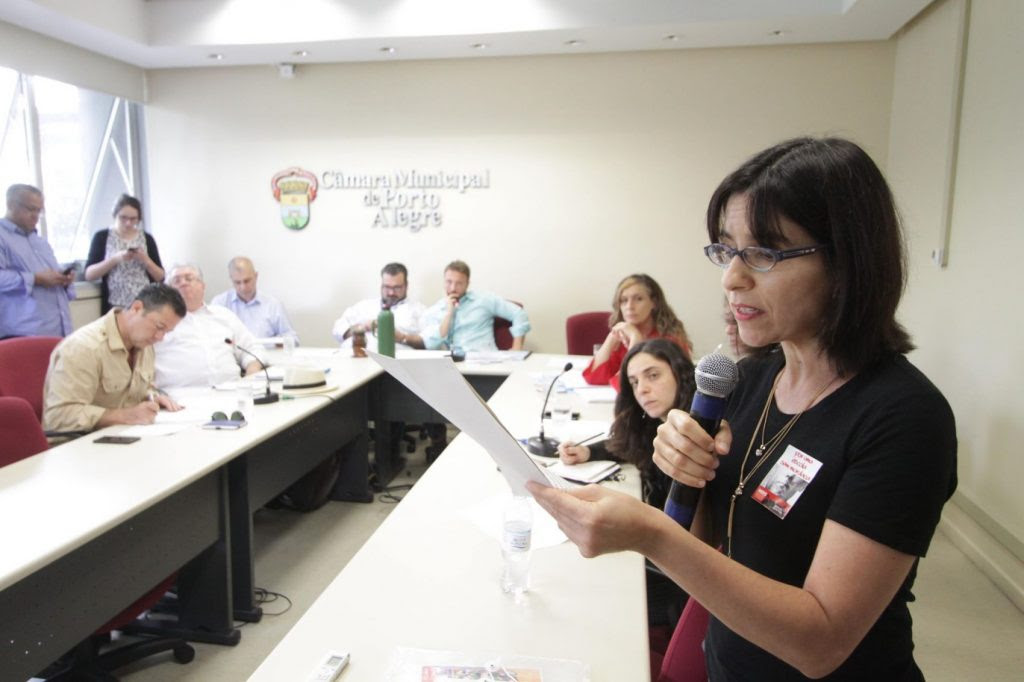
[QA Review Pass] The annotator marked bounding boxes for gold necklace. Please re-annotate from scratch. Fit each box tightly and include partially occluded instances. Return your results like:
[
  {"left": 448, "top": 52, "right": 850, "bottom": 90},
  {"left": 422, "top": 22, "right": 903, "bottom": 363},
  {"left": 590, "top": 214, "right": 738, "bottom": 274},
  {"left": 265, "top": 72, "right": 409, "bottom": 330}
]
[{"left": 726, "top": 368, "right": 839, "bottom": 557}]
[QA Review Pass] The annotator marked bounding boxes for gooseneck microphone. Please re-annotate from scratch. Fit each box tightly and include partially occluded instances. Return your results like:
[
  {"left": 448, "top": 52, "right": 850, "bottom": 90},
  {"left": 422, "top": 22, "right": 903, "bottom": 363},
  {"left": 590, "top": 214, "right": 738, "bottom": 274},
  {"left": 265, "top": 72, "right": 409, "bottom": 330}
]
[
  {"left": 527, "top": 362, "right": 573, "bottom": 457},
  {"left": 224, "top": 338, "right": 279, "bottom": 405},
  {"left": 664, "top": 352, "right": 739, "bottom": 528}
]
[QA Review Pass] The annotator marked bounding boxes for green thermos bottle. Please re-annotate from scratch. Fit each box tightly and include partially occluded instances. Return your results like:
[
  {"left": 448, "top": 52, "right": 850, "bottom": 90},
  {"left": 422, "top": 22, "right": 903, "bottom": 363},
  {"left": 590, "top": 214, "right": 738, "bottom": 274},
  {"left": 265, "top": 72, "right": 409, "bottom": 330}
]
[{"left": 376, "top": 306, "right": 395, "bottom": 357}]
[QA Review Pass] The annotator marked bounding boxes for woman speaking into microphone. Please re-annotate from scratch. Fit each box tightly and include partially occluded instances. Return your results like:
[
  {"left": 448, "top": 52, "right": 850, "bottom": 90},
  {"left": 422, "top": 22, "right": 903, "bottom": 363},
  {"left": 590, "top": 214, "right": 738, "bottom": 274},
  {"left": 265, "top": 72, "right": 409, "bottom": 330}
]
[{"left": 528, "top": 137, "right": 956, "bottom": 681}]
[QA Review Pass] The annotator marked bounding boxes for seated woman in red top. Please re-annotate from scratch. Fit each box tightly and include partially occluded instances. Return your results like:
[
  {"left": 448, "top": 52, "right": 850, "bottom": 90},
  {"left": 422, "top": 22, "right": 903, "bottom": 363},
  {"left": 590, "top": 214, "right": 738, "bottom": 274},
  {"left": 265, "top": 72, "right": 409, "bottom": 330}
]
[{"left": 582, "top": 273, "right": 692, "bottom": 391}]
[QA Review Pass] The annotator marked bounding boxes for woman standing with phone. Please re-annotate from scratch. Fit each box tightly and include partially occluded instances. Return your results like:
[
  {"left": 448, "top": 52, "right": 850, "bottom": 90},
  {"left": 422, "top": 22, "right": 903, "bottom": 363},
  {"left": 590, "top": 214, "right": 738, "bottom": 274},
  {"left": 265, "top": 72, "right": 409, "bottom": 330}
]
[{"left": 85, "top": 194, "right": 165, "bottom": 313}]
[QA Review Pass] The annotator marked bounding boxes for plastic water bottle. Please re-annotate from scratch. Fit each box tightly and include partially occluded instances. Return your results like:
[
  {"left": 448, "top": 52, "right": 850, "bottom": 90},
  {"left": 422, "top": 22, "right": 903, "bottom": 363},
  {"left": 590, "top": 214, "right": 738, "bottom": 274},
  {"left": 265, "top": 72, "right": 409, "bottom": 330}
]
[
  {"left": 501, "top": 495, "right": 533, "bottom": 598},
  {"left": 376, "top": 306, "right": 395, "bottom": 357}
]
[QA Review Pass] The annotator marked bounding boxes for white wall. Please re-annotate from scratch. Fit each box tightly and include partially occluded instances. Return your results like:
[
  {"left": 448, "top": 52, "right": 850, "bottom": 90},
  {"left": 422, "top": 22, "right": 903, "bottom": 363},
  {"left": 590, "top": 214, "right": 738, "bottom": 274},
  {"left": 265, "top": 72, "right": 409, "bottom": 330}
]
[
  {"left": 889, "top": 0, "right": 1024, "bottom": 605},
  {"left": 143, "top": 43, "right": 894, "bottom": 352}
]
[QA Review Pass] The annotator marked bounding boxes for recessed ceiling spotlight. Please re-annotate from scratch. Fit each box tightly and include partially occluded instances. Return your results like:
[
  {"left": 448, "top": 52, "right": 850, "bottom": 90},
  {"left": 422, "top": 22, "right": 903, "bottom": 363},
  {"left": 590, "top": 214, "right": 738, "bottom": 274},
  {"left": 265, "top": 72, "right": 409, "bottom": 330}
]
[
  {"left": 292, "top": 50, "right": 309, "bottom": 58},
  {"left": 663, "top": 34, "right": 680, "bottom": 42},
  {"left": 471, "top": 43, "right": 488, "bottom": 50},
  {"left": 769, "top": 29, "right": 787, "bottom": 37},
  {"left": 208, "top": 53, "right": 224, "bottom": 61},
  {"left": 380, "top": 46, "right": 395, "bottom": 54},
  {"left": 564, "top": 39, "right": 584, "bottom": 47}
]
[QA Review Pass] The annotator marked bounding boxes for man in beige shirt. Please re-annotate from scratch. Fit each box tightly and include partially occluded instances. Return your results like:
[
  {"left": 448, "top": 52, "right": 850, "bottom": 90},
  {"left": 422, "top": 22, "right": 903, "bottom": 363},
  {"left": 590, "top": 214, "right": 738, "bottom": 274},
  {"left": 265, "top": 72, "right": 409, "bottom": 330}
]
[{"left": 43, "top": 283, "right": 187, "bottom": 432}]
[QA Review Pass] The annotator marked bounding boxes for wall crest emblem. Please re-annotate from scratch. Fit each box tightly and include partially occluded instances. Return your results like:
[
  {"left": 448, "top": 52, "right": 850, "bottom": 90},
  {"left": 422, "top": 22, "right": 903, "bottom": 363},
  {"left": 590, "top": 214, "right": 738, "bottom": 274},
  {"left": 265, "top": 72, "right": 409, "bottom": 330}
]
[{"left": 271, "top": 167, "right": 318, "bottom": 230}]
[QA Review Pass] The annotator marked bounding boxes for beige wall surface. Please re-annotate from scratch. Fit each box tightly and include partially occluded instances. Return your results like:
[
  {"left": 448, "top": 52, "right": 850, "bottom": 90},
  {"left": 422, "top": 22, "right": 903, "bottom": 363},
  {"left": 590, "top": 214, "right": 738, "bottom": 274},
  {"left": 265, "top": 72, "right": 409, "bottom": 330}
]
[
  {"left": 0, "top": 20, "right": 144, "bottom": 100},
  {"left": 893, "top": 0, "right": 1024, "bottom": 545},
  {"left": 143, "top": 43, "right": 894, "bottom": 352}
]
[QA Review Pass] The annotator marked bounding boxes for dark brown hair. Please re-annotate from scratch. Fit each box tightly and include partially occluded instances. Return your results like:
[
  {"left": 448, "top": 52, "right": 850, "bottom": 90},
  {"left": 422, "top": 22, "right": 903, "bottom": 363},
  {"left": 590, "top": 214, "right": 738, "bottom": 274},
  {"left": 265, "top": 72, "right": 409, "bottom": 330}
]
[
  {"left": 112, "top": 193, "right": 143, "bottom": 222},
  {"left": 606, "top": 339, "right": 695, "bottom": 470},
  {"left": 706, "top": 137, "right": 912, "bottom": 375}
]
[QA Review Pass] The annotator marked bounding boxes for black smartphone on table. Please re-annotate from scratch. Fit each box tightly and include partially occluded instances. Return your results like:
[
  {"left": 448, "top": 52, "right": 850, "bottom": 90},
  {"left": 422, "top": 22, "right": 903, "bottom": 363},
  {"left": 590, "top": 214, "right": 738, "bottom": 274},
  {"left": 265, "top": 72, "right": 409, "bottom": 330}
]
[{"left": 94, "top": 435, "right": 140, "bottom": 444}]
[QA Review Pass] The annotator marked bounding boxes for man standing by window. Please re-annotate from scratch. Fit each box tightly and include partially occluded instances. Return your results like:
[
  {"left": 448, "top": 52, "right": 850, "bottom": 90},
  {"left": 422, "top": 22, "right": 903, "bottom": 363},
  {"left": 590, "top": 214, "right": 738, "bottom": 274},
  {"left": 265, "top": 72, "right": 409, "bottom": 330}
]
[{"left": 0, "top": 184, "right": 74, "bottom": 338}]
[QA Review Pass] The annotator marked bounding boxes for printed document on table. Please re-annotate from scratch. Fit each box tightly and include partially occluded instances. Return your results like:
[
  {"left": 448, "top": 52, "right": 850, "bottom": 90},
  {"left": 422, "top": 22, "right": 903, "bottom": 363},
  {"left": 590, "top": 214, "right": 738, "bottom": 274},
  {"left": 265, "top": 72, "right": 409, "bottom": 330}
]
[{"left": 368, "top": 351, "right": 567, "bottom": 496}]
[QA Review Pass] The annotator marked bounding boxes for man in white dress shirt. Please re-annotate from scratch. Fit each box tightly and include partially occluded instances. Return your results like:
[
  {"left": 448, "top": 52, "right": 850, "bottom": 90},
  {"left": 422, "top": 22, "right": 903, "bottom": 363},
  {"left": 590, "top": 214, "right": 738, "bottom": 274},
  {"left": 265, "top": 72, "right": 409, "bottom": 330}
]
[
  {"left": 211, "top": 256, "right": 299, "bottom": 345},
  {"left": 154, "top": 263, "right": 263, "bottom": 390},
  {"left": 332, "top": 263, "right": 426, "bottom": 351}
]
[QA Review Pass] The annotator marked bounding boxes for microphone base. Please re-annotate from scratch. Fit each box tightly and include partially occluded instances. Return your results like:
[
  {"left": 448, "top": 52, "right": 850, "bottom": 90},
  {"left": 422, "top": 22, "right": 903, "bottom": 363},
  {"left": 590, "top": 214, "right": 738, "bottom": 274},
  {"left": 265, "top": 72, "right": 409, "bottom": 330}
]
[
  {"left": 526, "top": 436, "right": 559, "bottom": 457},
  {"left": 254, "top": 392, "right": 280, "bottom": 405}
]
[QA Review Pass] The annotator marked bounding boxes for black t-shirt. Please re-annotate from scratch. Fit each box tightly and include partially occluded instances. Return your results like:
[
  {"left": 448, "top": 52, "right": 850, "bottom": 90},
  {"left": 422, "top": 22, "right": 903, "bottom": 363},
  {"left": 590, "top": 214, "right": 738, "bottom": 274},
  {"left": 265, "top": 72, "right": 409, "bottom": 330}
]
[{"left": 704, "top": 350, "right": 957, "bottom": 681}]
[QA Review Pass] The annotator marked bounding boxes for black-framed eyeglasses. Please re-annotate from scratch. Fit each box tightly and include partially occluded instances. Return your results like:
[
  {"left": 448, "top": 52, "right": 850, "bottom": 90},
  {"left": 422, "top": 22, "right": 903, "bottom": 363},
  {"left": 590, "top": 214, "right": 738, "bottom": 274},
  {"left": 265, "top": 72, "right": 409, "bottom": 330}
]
[
  {"left": 211, "top": 410, "right": 246, "bottom": 422},
  {"left": 703, "top": 243, "right": 827, "bottom": 273}
]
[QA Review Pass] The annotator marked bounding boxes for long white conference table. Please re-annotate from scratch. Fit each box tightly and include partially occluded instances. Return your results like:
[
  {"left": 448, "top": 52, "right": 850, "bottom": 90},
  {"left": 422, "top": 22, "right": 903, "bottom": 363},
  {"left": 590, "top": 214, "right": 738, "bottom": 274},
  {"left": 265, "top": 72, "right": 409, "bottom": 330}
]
[
  {"left": 0, "top": 350, "right": 648, "bottom": 681},
  {"left": 248, "top": 354, "right": 650, "bottom": 681},
  {"left": 0, "top": 350, "right": 383, "bottom": 680}
]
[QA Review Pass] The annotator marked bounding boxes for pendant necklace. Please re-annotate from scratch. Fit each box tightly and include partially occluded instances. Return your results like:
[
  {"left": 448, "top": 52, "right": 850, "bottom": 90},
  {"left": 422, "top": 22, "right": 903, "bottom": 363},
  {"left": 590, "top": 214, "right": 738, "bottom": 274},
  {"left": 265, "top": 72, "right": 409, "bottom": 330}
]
[{"left": 726, "top": 367, "right": 839, "bottom": 557}]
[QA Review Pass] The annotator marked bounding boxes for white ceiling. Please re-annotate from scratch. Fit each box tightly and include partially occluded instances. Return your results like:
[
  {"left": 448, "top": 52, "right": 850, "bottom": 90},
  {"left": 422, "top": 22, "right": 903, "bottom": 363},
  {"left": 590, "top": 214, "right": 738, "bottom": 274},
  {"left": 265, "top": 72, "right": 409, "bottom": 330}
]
[{"left": 0, "top": 0, "right": 933, "bottom": 69}]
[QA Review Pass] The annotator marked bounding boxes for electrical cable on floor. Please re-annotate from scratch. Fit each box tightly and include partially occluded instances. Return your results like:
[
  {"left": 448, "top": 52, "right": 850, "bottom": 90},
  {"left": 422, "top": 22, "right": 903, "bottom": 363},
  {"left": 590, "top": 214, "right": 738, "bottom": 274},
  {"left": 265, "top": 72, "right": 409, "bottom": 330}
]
[
  {"left": 234, "top": 587, "right": 293, "bottom": 627},
  {"left": 379, "top": 483, "right": 413, "bottom": 504}
]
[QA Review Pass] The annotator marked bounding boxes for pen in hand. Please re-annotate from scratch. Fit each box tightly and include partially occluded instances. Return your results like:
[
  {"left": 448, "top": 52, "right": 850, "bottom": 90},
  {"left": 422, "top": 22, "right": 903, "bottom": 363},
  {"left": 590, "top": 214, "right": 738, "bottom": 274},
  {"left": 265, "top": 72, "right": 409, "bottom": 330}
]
[{"left": 573, "top": 431, "right": 606, "bottom": 448}]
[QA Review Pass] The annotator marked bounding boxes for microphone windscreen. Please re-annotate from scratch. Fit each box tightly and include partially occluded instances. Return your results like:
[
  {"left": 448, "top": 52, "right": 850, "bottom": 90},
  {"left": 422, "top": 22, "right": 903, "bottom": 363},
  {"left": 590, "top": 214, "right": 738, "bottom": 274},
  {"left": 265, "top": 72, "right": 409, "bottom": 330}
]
[
  {"left": 694, "top": 352, "right": 739, "bottom": 399},
  {"left": 563, "top": 362, "right": 573, "bottom": 371},
  {"left": 224, "top": 338, "right": 233, "bottom": 345}
]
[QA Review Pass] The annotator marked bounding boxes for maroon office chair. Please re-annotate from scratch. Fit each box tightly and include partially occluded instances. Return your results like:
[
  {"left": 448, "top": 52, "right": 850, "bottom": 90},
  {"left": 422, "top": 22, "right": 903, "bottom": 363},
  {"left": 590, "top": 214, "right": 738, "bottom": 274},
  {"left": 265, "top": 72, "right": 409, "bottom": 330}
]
[
  {"left": 492, "top": 300, "right": 523, "bottom": 350},
  {"left": 0, "top": 396, "right": 49, "bottom": 467},
  {"left": 652, "top": 596, "right": 711, "bottom": 682},
  {"left": 0, "top": 397, "right": 194, "bottom": 679},
  {"left": 565, "top": 311, "right": 610, "bottom": 355},
  {"left": 0, "top": 336, "right": 62, "bottom": 421}
]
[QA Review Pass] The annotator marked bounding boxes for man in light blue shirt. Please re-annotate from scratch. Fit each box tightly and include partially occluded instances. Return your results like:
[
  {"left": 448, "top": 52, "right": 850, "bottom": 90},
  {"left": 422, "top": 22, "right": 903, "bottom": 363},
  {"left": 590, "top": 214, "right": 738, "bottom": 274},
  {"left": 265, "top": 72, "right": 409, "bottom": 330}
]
[
  {"left": 0, "top": 184, "right": 74, "bottom": 338},
  {"left": 421, "top": 260, "right": 530, "bottom": 351},
  {"left": 211, "top": 256, "right": 299, "bottom": 345}
]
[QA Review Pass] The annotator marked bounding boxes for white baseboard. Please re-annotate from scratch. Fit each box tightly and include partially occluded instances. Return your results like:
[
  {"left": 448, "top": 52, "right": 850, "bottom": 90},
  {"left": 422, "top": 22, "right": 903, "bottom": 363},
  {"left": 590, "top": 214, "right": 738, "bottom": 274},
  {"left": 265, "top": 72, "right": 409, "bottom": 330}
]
[{"left": 939, "top": 500, "right": 1024, "bottom": 613}]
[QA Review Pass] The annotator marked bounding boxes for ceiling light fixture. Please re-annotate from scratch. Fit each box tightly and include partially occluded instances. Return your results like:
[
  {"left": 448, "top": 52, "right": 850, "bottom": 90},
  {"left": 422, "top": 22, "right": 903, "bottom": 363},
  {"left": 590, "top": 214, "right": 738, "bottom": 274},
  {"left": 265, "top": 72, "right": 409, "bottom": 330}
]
[
  {"left": 663, "top": 34, "right": 680, "bottom": 42},
  {"left": 380, "top": 46, "right": 395, "bottom": 54},
  {"left": 208, "top": 53, "right": 224, "bottom": 61},
  {"left": 471, "top": 43, "right": 488, "bottom": 50},
  {"left": 564, "top": 40, "right": 583, "bottom": 47},
  {"left": 292, "top": 50, "right": 309, "bottom": 58},
  {"left": 769, "top": 29, "right": 787, "bottom": 37}
]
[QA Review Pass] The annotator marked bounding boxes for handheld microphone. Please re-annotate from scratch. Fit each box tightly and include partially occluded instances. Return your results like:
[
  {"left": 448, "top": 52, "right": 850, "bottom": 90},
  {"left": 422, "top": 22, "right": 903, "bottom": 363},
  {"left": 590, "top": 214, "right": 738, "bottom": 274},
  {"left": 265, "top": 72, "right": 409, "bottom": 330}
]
[
  {"left": 527, "top": 362, "right": 573, "bottom": 457},
  {"left": 224, "top": 338, "right": 279, "bottom": 405},
  {"left": 664, "top": 352, "right": 739, "bottom": 528}
]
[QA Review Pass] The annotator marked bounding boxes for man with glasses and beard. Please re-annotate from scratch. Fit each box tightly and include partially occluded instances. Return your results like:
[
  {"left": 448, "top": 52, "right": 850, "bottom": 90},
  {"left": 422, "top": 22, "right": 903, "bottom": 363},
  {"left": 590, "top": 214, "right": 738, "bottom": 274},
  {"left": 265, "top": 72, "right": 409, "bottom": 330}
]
[{"left": 332, "top": 262, "right": 426, "bottom": 352}]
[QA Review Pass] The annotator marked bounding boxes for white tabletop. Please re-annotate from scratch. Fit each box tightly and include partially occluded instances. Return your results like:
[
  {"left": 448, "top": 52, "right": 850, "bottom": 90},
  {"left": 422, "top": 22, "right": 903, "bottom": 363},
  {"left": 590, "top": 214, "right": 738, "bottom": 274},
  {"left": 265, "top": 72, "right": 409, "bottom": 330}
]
[
  {"left": 248, "top": 355, "right": 650, "bottom": 681},
  {"left": 0, "top": 353, "right": 382, "bottom": 592}
]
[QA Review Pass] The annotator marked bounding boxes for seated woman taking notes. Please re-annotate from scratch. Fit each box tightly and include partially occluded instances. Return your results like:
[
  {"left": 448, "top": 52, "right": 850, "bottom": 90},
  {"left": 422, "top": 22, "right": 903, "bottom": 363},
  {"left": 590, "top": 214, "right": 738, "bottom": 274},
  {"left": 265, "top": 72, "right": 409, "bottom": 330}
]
[
  {"left": 560, "top": 338, "right": 695, "bottom": 627},
  {"left": 561, "top": 338, "right": 694, "bottom": 509},
  {"left": 582, "top": 274, "right": 692, "bottom": 392}
]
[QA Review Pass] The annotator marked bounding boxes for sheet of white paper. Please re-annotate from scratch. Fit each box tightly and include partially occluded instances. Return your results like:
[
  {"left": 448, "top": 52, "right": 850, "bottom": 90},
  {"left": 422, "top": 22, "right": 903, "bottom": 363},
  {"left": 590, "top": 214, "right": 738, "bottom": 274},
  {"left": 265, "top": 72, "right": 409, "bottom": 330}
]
[
  {"left": 156, "top": 391, "right": 240, "bottom": 424},
  {"left": 465, "top": 350, "right": 530, "bottom": 363},
  {"left": 395, "top": 349, "right": 450, "bottom": 360},
  {"left": 462, "top": 490, "right": 567, "bottom": 549},
  {"left": 539, "top": 418, "right": 609, "bottom": 443},
  {"left": 572, "top": 385, "right": 618, "bottom": 403},
  {"left": 119, "top": 422, "right": 193, "bottom": 437},
  {"left": 369, "top": 351, "right": 562, "bottom": 495}
]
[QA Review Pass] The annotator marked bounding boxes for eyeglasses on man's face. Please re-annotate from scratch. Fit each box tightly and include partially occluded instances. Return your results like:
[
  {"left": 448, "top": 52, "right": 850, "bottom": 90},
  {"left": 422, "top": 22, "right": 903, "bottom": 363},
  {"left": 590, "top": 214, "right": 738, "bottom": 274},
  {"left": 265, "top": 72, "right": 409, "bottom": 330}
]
[{"left": 703, "top": 242, "right": 827, "bottom": 273}]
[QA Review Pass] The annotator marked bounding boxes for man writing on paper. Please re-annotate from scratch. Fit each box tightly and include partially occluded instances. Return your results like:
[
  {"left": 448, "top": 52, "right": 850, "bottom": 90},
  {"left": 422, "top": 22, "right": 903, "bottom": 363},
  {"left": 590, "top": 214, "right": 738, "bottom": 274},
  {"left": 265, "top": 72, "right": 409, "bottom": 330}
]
[
  {"left": 421, "top": 260, "right": 530, "bottom": 352},
  {"left": 331, "top": 262, "right": 425, "bottom": 352},
  {"left": 211, "top": 256, "right": 299, "bottom": 345},
  {"left": 43, "top": 283, "right": 186, "bottom": 432},
  {"left": 155, "top": 263, "right": 263, "bottom": 389},
  {"left": 0, "top": 184, "right": 75, "bottom": 339}
]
